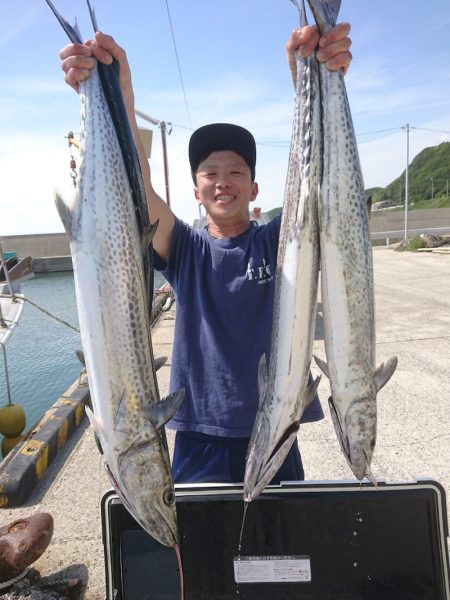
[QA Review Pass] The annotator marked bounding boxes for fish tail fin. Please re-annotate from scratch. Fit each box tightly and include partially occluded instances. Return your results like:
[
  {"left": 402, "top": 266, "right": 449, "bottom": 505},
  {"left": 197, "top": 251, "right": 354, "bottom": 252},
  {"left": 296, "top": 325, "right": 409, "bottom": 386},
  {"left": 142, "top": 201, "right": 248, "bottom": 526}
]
[
  {"left": 290, "top": 0, "right": 308, "bottom": 27},
  {"left": 373, "top": 356, "right": 398, "bottom": 392},
  {"left": 44, "top": 0, "right": 83, "bottom": 44},
  {"left": 86, "top": 0, "right": 99, "bottom": 32},
  {"left": 306, "top": 0, "right": 341, "bottom": 34}
]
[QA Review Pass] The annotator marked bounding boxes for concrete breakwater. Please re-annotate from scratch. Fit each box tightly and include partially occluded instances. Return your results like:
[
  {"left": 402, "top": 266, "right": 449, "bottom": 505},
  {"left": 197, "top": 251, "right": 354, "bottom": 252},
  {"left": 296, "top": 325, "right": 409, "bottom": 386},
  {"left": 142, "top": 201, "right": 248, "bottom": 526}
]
[{"left": 2, "top": 207, "right": 450, "bottom": 261}]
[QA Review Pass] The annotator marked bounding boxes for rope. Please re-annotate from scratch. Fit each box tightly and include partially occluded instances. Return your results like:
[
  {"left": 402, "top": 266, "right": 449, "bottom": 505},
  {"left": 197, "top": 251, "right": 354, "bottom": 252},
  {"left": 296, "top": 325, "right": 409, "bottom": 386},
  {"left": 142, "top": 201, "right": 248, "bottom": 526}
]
[
  {"left": 1, "top": 342, "right": 13, "bottom": 405},
  {"left": 0, "top": 294, "right": 80, "bottom": 334},
  {"left": 0, "top": 569, "right": 29, "bottom": 591},
  {"left": 164, "top": 0, "right": 193, "bottom": 128}
]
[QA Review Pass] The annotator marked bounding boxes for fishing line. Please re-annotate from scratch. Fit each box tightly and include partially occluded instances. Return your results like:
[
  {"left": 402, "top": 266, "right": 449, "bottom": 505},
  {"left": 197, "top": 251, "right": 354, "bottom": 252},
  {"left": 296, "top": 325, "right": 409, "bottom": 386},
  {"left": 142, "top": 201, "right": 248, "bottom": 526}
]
[{"left": 164, "top": 0, "right": 193, "bottom": 129}]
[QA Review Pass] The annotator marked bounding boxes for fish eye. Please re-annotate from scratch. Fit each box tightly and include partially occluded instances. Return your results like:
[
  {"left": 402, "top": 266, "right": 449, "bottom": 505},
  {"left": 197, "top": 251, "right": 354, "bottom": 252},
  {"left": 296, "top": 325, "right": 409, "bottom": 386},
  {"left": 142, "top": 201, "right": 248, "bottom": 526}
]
[{"left": 163, "top": 488, "right": 175, "bottom": 506}]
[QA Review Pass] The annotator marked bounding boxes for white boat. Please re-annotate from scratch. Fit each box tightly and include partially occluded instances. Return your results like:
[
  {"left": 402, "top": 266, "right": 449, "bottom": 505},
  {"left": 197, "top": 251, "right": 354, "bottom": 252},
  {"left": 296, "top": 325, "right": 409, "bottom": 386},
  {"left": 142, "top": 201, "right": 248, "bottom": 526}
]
[
  {"left": 0, "top": 244, "right": 25, "bottom": 347},
  {"left": 0, "top": 291, "right": 25, "bottom": 346}
]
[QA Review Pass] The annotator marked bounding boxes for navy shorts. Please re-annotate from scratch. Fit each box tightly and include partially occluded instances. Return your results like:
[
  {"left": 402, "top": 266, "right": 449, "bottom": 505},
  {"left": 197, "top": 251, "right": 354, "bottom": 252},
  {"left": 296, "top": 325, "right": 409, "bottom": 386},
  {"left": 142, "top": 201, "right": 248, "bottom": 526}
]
[{"left": 172, "top": 431, "right": 304, "bottom": 484}]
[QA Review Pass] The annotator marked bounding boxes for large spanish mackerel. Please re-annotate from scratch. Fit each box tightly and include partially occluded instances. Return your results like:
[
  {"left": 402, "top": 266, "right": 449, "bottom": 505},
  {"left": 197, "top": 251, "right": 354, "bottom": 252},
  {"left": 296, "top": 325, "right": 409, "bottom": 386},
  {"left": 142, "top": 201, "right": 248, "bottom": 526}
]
[
  {"left": 243, "top": 0, "right": 321, "bottom": 502},
  {"left": 45, "top": 0, "right": 185, "bottom": 559},
  {"left": 307, "top": 0, "right": 397, "bottom": 481}
]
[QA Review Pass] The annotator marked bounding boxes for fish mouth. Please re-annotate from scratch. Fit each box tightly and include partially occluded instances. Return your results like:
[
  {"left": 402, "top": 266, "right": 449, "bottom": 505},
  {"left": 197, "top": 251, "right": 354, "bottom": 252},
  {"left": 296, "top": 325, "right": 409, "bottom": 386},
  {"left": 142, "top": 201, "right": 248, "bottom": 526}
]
[
  {"left": 153, "top": 504, "right": 179, "bottom": 546},
  {"left": 328, "top": 395, "right": 376, "bottom": 482}
]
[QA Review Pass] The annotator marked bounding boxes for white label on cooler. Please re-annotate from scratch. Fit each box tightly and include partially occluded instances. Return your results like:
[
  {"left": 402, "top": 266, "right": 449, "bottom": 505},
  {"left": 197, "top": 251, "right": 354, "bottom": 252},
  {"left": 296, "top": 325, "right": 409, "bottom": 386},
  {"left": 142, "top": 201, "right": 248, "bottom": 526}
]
[{"left": 233, "top": 555, "right": 311, "bottom": 583}]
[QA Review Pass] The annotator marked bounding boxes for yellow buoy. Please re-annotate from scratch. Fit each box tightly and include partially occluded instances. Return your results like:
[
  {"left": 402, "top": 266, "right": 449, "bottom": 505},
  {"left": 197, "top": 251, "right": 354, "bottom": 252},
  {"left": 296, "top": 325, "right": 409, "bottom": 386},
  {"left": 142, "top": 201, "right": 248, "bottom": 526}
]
[
  {"left": 0, "top": 403, "right": 26, "bottom": 438},
  {"left": 1, "top": 434, "right": 23, "bottom": 458}
]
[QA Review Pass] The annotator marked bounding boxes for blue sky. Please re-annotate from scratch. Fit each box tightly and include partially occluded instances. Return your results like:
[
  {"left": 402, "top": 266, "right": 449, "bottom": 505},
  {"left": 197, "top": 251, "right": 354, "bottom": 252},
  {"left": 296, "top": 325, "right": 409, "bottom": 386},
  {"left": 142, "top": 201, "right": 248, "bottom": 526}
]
[{"left": 1, "top": 0, "right": 449, "bottom": 234}]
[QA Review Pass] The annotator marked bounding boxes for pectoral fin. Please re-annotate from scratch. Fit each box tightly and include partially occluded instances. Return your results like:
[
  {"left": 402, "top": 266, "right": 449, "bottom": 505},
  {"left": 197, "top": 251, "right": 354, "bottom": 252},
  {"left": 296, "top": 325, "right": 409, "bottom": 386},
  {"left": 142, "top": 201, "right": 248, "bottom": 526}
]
[
  {"left": 328, "top": 395, "right": 350, "bottom": 460},
  {"left": 248, "top": 425, "right": 300, "bottom": 501},
  {"left": 257, "top": 354, "right": 269, "bottom": 400},
  {"left": 314, "top": 355, "right": 329, "bottom": 379},
  {"left": 373, "top": 356, "right": 398, "bottom": 392},
  {"left": 150, "top": 388, "right": 185, "bottom": 430},
  {"left": 305, "top": 375, "right": 321, "bottom": 406},
  {"left": 55, "top": 191, "right": 77, "bottom": 242},
  {"left": 86, "top": 405, "right": 106, "bottom": 455},
  {"left": 154, "top": 355, "right": 168, "bottom": 371}
]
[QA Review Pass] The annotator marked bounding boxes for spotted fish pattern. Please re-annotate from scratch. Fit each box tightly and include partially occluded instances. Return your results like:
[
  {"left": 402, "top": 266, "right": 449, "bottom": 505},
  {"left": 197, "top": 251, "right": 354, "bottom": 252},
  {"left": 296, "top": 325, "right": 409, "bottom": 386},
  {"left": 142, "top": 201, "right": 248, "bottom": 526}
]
[
  {"left": 307, "top": 0, "right": 397, "bottom": 481},
  {"left": 243, "top": 0, "right": 321, "bottom": 502},
  {"left": 46, "top": 0, "right": 184, "bottom": 550}
]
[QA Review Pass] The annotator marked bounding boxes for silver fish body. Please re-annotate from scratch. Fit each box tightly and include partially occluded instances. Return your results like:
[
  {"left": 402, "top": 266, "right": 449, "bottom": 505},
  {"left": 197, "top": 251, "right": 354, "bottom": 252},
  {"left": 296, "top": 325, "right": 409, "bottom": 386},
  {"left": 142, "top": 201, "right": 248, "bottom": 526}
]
[
  {"left": 55, "top": 65, "right": 183, "bottom": 547},
  {"left": 307, "top": 0, "right": 397, "bottom": 481},
  {"left": 243, "top": 0, "right": 321, "bottom": 502}
]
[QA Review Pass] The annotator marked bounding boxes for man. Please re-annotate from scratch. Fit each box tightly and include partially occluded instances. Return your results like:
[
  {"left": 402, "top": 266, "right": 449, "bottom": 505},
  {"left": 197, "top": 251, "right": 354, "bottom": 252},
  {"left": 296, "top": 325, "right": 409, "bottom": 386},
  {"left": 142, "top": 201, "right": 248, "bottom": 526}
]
[{"left": 60, "top": 22, "right": 352, "bottom": 484}]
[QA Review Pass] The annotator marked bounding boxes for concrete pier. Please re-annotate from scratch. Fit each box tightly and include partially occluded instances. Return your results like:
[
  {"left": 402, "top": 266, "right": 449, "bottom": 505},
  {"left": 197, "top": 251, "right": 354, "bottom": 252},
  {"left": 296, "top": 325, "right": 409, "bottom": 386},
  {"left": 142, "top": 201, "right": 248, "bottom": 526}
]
[{"left": 0, "top": 247, "right": 449, "bottom": 598}]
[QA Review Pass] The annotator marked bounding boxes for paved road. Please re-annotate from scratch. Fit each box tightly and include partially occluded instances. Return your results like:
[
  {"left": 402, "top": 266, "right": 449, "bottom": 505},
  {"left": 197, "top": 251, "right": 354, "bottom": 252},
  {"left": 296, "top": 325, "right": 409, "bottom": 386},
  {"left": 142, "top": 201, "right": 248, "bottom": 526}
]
[{"left": 1, "top": 247, "right": 449, "bottom": 598}]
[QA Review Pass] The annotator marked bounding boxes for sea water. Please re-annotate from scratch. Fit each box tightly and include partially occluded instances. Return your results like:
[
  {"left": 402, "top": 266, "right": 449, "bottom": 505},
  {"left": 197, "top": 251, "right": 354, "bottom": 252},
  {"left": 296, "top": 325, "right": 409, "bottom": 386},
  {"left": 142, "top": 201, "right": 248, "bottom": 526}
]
[{"left": 0, "top": 270, "right": 165, "bottom": 441}]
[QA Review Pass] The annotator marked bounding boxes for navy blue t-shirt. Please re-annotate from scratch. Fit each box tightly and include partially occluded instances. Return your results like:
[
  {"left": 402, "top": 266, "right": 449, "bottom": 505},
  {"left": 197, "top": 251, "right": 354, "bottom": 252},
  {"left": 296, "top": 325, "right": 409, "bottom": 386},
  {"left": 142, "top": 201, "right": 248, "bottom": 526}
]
[{"left": 154, "top": 215, "right": 324, "bottom": 437}]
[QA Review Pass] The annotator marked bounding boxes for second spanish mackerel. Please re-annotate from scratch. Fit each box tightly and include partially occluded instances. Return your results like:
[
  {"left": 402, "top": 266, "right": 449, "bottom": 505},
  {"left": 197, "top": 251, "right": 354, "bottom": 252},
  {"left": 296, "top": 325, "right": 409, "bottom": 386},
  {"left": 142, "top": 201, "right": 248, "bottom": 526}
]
[
  {"left": 307, "top": 0, "right": 397, "bottom": 481},
  {"left": 45, "top": 0, "right": 184, "bottom": 555},
  {"left": 243, "top": 0, "right": 321, "bottom": 502}
]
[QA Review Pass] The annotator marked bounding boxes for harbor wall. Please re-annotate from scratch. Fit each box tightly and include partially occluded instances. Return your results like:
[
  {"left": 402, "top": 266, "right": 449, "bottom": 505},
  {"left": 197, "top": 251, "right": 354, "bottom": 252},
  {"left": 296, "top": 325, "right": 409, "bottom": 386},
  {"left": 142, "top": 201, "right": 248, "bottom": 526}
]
[
  {"left": 0, "top": 233, "right": 69, "bottom": 259},
  {"left": 369, "top": 207, "right": 450, "bottom": 234},
  {"left": 2, "top": 207, "right": 450, "bottom": 261}
]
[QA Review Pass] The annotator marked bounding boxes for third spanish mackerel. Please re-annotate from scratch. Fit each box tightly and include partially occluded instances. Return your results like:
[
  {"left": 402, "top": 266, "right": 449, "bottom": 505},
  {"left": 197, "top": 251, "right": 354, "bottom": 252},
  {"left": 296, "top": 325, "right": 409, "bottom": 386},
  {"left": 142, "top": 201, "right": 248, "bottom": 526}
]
[
  {"left": 307, "top": 0, "right": 397, "bottom": 481},
  {"left": 243, "top": 0, "right": 321, "bottom": 502}
]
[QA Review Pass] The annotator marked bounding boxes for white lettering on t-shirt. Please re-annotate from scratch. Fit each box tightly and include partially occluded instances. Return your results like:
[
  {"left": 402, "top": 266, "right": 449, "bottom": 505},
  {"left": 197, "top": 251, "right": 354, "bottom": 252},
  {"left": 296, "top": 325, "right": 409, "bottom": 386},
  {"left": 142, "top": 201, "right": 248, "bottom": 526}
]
[{"left": 247, "top": 259, "right": 273, "bottom": 284}]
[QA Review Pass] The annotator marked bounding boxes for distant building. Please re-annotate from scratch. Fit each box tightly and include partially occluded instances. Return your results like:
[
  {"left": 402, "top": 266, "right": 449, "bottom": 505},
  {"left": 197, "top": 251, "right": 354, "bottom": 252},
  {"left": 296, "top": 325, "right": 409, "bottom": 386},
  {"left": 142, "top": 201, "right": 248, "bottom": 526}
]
[{"left": 372, "top": 199, "right": 393, "bottom": 211}]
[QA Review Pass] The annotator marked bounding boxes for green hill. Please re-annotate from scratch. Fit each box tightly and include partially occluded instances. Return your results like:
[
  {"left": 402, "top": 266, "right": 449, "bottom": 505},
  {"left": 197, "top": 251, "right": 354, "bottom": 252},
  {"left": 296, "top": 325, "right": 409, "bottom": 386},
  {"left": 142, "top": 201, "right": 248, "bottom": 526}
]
[
  {"left": 266, "top": 142, "right": 450, "bottom": 217},
  {"left": 372, "top": 141, "right": 450, "bottom": 208}
]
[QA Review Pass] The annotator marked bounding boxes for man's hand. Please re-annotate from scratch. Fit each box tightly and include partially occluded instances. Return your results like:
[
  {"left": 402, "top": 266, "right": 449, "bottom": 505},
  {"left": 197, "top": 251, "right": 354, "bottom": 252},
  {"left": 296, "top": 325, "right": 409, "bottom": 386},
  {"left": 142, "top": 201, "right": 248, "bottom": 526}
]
[
  {"left": 59, "top": 32, "right": 134, "bottom": 109},
  {"left": 286, "top": 22, "right": 352, "bottom": 86}
]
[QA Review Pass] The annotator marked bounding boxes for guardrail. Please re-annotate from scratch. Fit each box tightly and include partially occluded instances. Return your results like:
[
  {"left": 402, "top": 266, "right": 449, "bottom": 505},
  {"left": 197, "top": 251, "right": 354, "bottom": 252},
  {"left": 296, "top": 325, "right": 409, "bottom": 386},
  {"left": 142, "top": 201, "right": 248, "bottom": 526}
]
[{"left": 371, "top": 226, "right": 450, "bottom": 245}]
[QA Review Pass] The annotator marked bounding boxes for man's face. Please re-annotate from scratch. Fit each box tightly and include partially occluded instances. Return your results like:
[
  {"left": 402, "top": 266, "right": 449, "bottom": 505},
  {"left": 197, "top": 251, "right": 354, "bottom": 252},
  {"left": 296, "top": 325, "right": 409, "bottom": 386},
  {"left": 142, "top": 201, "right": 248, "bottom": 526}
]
[{"left": 194, "top": 151, "right": 258, "bottom": 223}]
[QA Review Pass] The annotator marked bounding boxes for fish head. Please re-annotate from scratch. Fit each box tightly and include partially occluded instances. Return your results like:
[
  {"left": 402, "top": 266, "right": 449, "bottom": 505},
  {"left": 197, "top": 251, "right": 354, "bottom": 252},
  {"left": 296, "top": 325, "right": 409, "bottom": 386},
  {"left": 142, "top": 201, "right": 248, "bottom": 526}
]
[
  {"left": 114, "top": 439, "right": 179, "bottom": 547},
  {"left": 328, "top": 395, "right": 376, "bottom": 482}
]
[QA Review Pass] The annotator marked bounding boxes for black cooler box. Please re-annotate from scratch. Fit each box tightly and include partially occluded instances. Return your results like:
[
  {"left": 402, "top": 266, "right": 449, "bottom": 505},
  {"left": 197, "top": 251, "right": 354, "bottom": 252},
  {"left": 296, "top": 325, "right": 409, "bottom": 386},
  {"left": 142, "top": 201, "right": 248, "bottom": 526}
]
[{"left": 101, "top": 479, "right": 450, "bottom": 600}]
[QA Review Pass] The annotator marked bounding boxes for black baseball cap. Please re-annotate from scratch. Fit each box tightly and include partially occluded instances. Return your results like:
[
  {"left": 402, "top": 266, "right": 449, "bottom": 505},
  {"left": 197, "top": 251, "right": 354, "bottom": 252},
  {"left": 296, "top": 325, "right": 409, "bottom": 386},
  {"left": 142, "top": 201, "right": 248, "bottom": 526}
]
[{"left": 188, "top": 123, "right": 256, "bottom": 181}]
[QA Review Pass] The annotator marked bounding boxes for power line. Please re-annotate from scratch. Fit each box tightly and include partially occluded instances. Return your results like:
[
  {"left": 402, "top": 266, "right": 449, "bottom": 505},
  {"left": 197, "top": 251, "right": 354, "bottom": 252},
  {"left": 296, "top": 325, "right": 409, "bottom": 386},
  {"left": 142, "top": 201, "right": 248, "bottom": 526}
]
[
  {"left": 164, "top": 0, "right": 193, "bottom": 129},
  {"left": 414, "top": 127, "right": 450, "bottom": 135},
  {"left": 356, "top": 127, "right": 401, "bottom": 136}
]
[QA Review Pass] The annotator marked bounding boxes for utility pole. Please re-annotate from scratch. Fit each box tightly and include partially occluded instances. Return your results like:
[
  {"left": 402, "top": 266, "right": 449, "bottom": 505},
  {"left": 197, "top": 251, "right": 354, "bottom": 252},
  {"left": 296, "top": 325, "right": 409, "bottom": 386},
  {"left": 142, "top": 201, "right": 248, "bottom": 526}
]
[
  {"left": 401, "top": 124, "right": 411, "bottom": 241},
  {"left": 430, "top": 176, "right": 434, "bottom": 201},
  {"left": 135, "top": 109, "right": 172, "bottom": 208}
]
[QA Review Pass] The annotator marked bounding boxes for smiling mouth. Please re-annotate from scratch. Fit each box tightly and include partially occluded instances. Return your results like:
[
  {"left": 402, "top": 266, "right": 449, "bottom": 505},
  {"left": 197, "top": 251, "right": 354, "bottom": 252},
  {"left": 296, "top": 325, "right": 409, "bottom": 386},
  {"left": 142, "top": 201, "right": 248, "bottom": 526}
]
[{"left": 215, "top": 195, "right": 234, "bottom": 204}]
